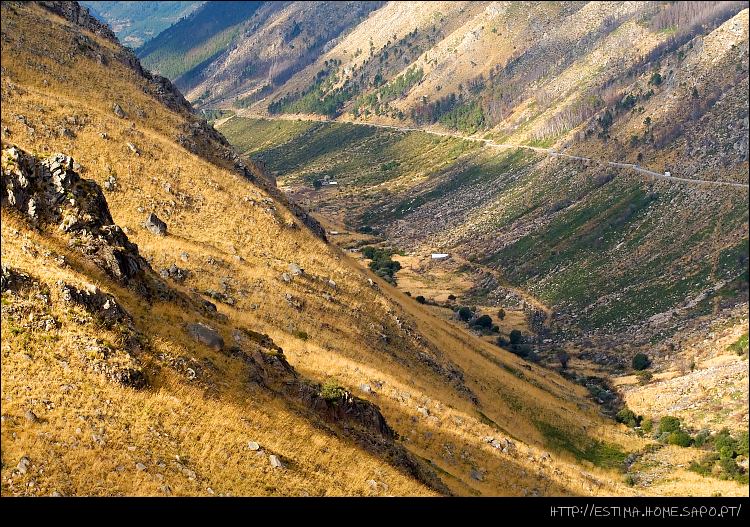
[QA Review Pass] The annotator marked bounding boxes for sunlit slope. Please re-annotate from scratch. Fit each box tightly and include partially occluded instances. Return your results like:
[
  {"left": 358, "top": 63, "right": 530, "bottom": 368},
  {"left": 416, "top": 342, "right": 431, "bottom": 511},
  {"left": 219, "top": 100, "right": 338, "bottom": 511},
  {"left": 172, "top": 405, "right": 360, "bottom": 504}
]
[{"left": 0, "top": 0, "right": 708, "bottom": 497}]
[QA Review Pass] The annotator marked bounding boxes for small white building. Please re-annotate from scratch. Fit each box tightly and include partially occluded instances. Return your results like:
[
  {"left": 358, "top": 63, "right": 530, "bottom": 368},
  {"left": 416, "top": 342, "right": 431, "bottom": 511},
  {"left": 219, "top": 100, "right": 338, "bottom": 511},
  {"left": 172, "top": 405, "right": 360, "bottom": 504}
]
[
  {"left": 431, "top": 253, "right": 450, "bottom": 260},
  {"left": 664, "top": 171, "right": 671, "bottom": 177}
]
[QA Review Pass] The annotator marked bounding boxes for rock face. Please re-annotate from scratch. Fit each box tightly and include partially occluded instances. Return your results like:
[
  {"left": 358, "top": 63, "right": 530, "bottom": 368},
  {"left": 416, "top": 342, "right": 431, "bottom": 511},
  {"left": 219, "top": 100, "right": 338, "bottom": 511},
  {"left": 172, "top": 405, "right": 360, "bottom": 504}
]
[
  {"left": 144, "top": 213, "right": 167, "bottom": 236},
  {"left": 59, "top": 282, "right": 132, "bottom": 329},
  {"left": 186, "top": 323, "right": 224, "bottom": 351},
  {"left": 38, "top": 1, "right": 118, "bottom": 42},
  {"left": 1, "top": 146, "right": 149, "bottom": 285}
]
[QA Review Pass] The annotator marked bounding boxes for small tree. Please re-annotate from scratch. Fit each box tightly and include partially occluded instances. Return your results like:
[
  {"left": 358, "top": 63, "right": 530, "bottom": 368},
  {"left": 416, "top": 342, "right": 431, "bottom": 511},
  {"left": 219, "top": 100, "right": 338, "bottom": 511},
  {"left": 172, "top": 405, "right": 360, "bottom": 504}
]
[
  {"left": 509, "top": 329, "right": 523, "bottom": 347},
  {"left": 632, "top": 353, "right": 650, "bottom": 371},
  {"left": 616, "top": 407, "right": 641, "bottom": 428},
  {"left": 648, "top": 72, "right": 662, "bottom": 86},
  {"left": 474, "top": 314, "right": 493, "bottom": 329},
  {"left": 659, "top": 416, "right": 681, "bottom": 434},
  {"left": 458, "top": 306, "right": 473, "bottom": 322},
  {"left": 668, "top": 430, "right": 693, "bottom": 447},
  {"left": 497, "top": 308, "right": 506, "bottom": 320},
  {"left": 415, "top": 295, "right": 426, "bottom": 304},
  {"left": 556, "top": 349, "right": 570, "bottom": 369},
  {"left": 312, "top": 179, "right": 323, "bottom": 189}
]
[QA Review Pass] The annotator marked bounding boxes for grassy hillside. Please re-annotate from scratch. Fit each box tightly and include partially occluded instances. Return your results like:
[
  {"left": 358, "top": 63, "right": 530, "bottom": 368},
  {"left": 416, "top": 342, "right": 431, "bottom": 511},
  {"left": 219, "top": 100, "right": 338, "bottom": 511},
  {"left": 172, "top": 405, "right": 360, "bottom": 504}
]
[{"left": 6, "top": 1, "right": 736, "bottom": 497}]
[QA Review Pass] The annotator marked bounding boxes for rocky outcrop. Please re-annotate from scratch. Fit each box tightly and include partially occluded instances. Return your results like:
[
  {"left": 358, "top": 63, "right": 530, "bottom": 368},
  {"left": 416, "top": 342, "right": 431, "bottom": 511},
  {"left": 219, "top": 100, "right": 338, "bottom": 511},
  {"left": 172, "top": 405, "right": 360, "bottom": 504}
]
[
  {"left": 59, "top": 282, "right": 132, "bottom": 328},
  {"left": 1, "top": 146, "right": 149, "bottom": 285},
  {"left": 38, "top": 1, "right": 118, "bottom": 43}
]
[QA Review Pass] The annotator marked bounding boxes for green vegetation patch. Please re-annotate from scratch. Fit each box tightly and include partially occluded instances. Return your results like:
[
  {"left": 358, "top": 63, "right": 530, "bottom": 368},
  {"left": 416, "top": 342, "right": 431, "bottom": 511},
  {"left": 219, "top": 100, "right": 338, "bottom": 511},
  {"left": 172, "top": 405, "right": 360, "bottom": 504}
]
[{"left": 535, "top": 420, "right": 627, "bottom": 470}]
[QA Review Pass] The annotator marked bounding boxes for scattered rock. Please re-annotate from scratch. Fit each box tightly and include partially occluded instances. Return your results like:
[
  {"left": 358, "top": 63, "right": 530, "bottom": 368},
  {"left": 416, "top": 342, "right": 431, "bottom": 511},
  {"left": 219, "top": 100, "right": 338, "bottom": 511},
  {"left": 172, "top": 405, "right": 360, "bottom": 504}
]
[
  {"left": 126, "top": 142, "right": 140, "bottom": 156},
  {"left": 247, "top": 441, "right": 260, "bottom": 451},
  {"left": 103, "top": 175, "right": 117, "bottom": 192},
  {"left": 288, "top": 263, "right": 303, "bottom": 276},
  {"left": 24, "top": 410, "right": 39, "bottom": 423},
  {"left": 112, "top": 103, "right": 126, "bottom": 118},
  {"left": 269, "top": 455, "right": 284, "bottom": 469},
  {"left": 135, "top": 462, "right": 147, "bottom": 471},
  {"left": 160, "top": 264, "right": 188, "bottom": 283},
  {"left": 143, "top": 213, "right": 167, "bottom": 236},
  {"left": 186, "top": 323, "right": 224, "bottom": 351},
  {"left": 17, "top": 457, "right": 31, "bottom": 474}
]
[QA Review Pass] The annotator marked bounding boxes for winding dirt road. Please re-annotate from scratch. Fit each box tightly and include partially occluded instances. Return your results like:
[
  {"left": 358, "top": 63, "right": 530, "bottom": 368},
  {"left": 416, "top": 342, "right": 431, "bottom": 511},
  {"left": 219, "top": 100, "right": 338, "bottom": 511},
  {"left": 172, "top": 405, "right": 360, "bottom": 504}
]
[{"left": 224, "top": 112, "right": 749, "bottom": 191}]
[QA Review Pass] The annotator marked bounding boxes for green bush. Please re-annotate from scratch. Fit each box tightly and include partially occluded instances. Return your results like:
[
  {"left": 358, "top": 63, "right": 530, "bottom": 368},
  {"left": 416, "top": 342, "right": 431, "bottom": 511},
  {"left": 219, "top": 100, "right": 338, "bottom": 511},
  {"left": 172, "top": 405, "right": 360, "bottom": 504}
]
[
  {"left": 616, "top": 408, "right": 641, "bottom": 428},
  {"left": 641, "top": 418, "right": 653, "bottom": 433},
  {"left": 320, "top": 379, "right": 347, "bottom": 401},
  {"left": 473, "top": 314, "right": 493, "bottom": 329},
  {"left": 458, "top": 306, "right": 473, "bottom": 322},
  {"left": 632, "top": 353, "right": 651, "bottom": 371},
  {"left": 659, "top": 416, "right": 681, "bottom": 434},
  {"left": 694, "top": 429, "right": 711, "bottom": 447},
  {"left": 362, "top": 246, "right": 401, "bottom": 284},
  {"left": 415, "top": 295, "right": 426, "bottom": 304},
  {"left": 667, "top": 430, "right": 693, "bottom": 447}
]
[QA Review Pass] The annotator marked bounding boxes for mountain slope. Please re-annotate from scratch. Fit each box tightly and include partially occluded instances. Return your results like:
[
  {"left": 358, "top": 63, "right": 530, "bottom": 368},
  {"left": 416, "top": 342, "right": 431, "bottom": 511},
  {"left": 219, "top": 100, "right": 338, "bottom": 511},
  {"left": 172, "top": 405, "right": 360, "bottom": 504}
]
[
  {"left": 219, "top": 4, "right": 749, "bottom": 341},
  {"left": 137, "top": 1, "right": 384, "bottom": 108},
  {"left": 3, "top": 0, "right": 727, "bottom": 497},
  {"left": 80, "top": 1, "right": 204, "bottom": 48}
]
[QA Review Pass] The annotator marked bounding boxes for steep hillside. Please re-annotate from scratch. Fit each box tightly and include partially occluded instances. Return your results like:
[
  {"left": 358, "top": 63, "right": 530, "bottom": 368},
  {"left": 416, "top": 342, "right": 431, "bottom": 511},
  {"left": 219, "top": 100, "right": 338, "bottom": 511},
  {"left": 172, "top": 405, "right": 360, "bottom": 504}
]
[
  {"left": 137, "top": 1, "right": 383, "bottom": 108},
  {"left": 80, "top": 1, "right": 204, "bottom": 48},
  {"left": 220, "top": 6, "right": 749, "bottom": 341},
  {"left": 5, "top": 0, "right": 736, "bottom": 498}
]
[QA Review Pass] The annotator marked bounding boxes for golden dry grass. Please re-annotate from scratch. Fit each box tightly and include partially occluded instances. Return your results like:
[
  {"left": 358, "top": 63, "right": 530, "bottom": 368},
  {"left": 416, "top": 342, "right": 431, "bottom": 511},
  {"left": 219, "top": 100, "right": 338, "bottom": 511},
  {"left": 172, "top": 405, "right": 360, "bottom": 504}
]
[{"left": 1, "top": 2, "right": 746, "bottom": 497}]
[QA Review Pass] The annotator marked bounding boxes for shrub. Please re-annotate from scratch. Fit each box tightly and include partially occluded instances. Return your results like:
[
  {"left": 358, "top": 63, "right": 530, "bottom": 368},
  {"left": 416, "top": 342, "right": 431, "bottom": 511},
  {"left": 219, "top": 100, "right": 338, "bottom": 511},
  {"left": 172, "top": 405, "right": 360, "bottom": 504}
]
[
  {"left": 636, "top": 370, "right": 653, "bottom": 385},
  {"left": 659, "top": 416, "right": 681, "bottom": 434},
  {"left": 510, "top": 344, "right": 532, "bottom": 358},
  {"left": 641, "top": 418, "right": 653, "bottom": 433},
  {"left": 458, "top": 306, "right": 473, "bottom": 322},
  {"left": 497, "top": 308, "right": 506, "bottom": 320},
  {"left": 616, "top": 407, "right": 641, "bottom": 428},
  {"left": 694, "top": 429, "right": 711, "bottom": 447},
  {"left": 294, "top": 330, "right": 309, "bottom": 341},
  {"left": 415, "top": 295, "right": 426, "bottom": 304},
  {"left": 556, "top": 350, "right": 570, "bottom": 369},
  {"left": 668, "top": 430, "right": 693, "bottom": 447},
  {"left": 714, "top": 429, "right": 737, "bottom": 454},
  {"left": 509, "top": 329, "right": 523, "bottom": 346},
  {"left": 632, "top": 353, "right": 651, "bottom": 370},
  {"left": 320, "top": 379, "right": 347, "bottom": 401},
  {"left": 491, "top": 325, "right": 499, "bottom": 333},
  {"left": 496, "top": 336, "right": 508, "bottom": 347},
  {"left": 447, "top": 294, "right": 456, "bottom": 301},
  {"left": 648, "top": 72, "right": 663, "bottom": 86},
  {"left": 474, "top": 314, "right": 493, "bottom": 329}
]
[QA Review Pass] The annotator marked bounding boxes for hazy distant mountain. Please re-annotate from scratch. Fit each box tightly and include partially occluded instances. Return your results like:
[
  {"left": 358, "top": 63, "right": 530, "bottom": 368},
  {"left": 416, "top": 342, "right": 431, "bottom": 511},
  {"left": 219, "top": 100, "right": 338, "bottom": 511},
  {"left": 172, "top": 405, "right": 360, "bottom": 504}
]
[{"left": 81, "top": 1, "right": 204, "bottom": 48}]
